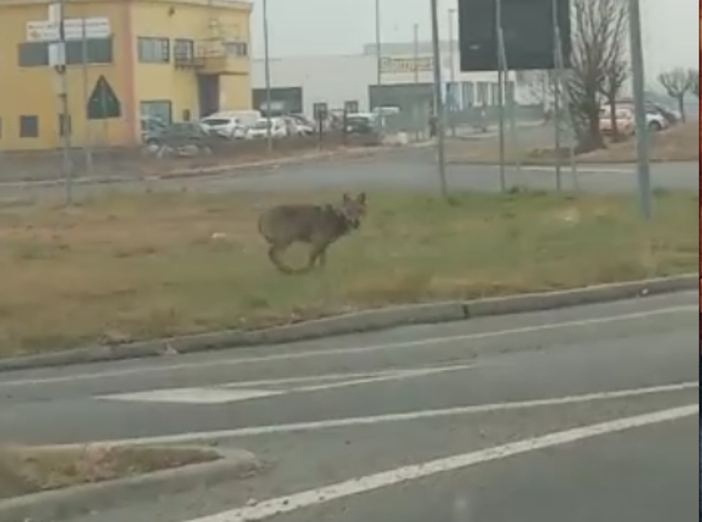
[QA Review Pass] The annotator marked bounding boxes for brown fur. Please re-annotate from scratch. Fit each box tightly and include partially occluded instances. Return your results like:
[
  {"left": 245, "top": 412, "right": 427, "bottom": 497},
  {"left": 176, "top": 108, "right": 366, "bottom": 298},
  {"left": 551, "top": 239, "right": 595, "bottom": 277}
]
[{"left": 258, "top": 193, "right": 367, "bottom": 274}]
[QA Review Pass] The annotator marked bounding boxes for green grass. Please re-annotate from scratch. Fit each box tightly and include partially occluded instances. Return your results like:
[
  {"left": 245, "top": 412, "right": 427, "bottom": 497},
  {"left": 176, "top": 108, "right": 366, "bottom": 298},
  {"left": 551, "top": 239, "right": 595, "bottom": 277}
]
[{"left": 0, "top": 189, "right": 697, "bottom": 357}]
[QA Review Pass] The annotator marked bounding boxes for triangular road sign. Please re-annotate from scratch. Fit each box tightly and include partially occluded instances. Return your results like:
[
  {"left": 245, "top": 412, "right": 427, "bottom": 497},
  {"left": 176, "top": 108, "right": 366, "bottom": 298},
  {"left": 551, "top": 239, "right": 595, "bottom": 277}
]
[{"left": 87, "top": 75, "right": 121, "bottom": 120}]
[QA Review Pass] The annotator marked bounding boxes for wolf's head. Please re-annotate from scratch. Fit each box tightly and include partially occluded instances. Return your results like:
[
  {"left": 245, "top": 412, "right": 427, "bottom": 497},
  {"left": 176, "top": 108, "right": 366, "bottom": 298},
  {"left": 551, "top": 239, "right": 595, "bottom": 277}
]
[{"left": 335, "top": 192, "right": 367, "bottom": 229}]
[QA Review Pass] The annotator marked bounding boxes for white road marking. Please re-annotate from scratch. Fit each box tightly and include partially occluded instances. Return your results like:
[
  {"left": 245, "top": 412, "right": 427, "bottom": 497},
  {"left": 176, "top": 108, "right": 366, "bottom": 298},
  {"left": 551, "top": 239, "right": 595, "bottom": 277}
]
[
  {"left": 96, "top": 363, "right": 481, "bottom": 405},
  {"left": 180, "top": 404, "right": 699, "bottom": 522},
  {"left": 96, "top": 381, "right": 698, "bottom": 446},
  {"left": 520, "top": 165, "right": 632, "bottom": 174},
  {"left": 98, "top": 388, "right": 285, "bottom": 404},
  {"left": 0, "top": 304, "right": 694, "bottom": 388}
]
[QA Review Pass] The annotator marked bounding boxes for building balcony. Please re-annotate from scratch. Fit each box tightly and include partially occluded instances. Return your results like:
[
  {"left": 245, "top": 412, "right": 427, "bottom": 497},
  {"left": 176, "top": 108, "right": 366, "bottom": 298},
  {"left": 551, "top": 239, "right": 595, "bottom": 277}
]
[{"left": 194, "top": 40, "right": 249, "bottom": 74}]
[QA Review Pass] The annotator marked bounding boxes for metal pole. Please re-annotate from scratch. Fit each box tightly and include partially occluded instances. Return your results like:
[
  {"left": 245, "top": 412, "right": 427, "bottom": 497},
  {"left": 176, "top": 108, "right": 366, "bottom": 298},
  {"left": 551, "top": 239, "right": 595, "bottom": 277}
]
[
  {"left": 551, "top": 0, "right": 562, "bottom": 191},
  {"left": 58, "top": 0, "right": 73, "bottom": 204},
  {"left": 627, "top": 0, "right": 651, "bottom": 219},
  {"left": 495, "top": 0, "right": 506, "bottom": 192},
  {"left": 497, "top": 21, "right": 520, "bottom": 183},
  {"left": 262, "top": 0, "right": 273, "bottom": 154},
  {"left": 448, "top": 8, "right": 457, "bottom": 137},
  {"left": 552, "top": 0, "right": 578, "bottom": 192},
  {"left": 81, "top": 18, "right": 93, "bottom": 176},
  {"left": 413, "top": 23, "right": 421, "bottom": 141},
  {"left": 430, "top": 0, "right": 448, "bottom": 199},
  {"left": 375, "top": 0, "right": 382, "bottom": 86}
]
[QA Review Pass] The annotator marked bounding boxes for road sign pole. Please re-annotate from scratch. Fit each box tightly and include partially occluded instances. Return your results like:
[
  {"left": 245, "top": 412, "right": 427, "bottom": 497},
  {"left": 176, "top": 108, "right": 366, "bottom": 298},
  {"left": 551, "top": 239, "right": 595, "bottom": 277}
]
[
  {"left": 262, "top": 0, "right": 273, "bottom": 154},
  {"left": 57, "top": 0, "right": 74, "bottom": 204},
  {"left": 81, "top": 18, "right": 93, "bottom": 176},
  {"left": 430, "top": 0, "right": 449, "bottom": 199},
  {"left": 627, "top": 0, "right": 652, "bottom": 219}
]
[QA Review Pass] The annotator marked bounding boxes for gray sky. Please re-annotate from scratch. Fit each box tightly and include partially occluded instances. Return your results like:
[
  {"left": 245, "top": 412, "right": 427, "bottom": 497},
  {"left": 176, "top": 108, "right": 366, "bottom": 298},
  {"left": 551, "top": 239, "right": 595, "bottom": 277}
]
[{"left": 249, "top": 0, "right": 699, "bottom": 82}]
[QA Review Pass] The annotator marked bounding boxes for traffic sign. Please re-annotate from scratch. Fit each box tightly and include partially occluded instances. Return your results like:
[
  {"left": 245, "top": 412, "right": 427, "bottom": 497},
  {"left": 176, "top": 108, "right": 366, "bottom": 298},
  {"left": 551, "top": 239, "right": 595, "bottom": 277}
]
[{"left": 87, "top": 75, "right": 121, "bottom": 120}]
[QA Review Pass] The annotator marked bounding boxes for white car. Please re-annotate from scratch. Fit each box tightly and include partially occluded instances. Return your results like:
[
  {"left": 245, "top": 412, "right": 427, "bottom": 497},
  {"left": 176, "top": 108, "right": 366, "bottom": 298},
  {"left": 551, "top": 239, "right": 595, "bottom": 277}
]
[
  {"left": 284, "top": 116, "right": 315, "bottom": 136},
  {"left": 246, "top": 118, "right": 289, "bottom": 139},
  {"left": 199, "top": 116, "right": 246, "bottom": 139}
]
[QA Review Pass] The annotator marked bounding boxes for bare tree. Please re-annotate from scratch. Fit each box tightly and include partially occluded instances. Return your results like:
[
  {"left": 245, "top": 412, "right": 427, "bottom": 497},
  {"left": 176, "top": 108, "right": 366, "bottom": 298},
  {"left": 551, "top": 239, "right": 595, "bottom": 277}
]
[
  {"left": 596, "top": 2, "right": 628, "bottom": 140},
  {"left": 563, "top": 0, "right": 629, "bottom": 152},
  {"left": 658, "top": 68, "right": 690, "bottom": 121},
  {"left": 516, "top": 70, "right": 558, "bottom": 123},
  {"left": 687, "top": 69, "right": 699, "bottom": 98}
]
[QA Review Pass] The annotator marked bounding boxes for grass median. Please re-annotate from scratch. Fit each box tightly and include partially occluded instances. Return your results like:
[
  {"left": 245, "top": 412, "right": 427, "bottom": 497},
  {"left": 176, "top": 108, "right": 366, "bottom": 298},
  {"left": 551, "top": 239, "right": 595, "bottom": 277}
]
[
  {"left": 0, "top": 189, "right": 698, "bottom": 357},
  {"left": 0, "top": 445, "right": 219, "bottom": 500}
]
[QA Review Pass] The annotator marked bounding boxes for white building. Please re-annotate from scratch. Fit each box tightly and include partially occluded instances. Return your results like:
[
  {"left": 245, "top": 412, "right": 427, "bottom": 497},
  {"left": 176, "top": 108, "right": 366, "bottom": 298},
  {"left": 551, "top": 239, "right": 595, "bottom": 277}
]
[{"left": 251, "top": 41, "right": 534, "bottom": 119}]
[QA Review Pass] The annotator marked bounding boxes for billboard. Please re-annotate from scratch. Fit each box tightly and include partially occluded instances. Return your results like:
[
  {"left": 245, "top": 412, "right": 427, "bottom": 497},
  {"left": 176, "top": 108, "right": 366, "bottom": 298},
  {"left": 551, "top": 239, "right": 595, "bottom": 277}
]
[{"left": 458, "top": 0, "right": 571, "bottom": 71}]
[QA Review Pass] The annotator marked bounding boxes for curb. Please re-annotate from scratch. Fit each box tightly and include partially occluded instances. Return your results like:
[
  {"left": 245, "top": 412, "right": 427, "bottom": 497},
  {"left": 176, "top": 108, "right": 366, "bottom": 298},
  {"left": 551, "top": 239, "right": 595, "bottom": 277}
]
[
  {"left": 0, "top": 142, "right": 433, "bottom": 189},
  {"left": 445, "top": 157, "right": 698, "bottom": 167},
  {"left": 0, "top": 274, "right": 696, "bottom": 374},
  {"left": 0, "top": 446, "right": 262, "bottom": 522}
]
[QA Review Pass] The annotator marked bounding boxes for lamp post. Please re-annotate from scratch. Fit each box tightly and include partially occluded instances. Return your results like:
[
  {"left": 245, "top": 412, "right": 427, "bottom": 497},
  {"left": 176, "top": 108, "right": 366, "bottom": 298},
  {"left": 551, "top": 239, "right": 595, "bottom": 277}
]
[{"left": 262, "top": 0, "right": 273, "bottom": 154}]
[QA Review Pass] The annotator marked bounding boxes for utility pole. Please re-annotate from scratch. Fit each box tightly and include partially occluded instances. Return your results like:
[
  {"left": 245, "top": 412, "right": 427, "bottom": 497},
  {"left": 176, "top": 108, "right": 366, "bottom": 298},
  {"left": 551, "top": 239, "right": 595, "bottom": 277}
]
[
  {"left": 430, "top": 0, "right": 448, "bottom": 199},
  {"left": 81, "top": 17, "right": 93, "bottom": 176},
  {"left": 413, "top": 23, "right": 421, "bottom": 141},
  {"left": 551, "top": 0, "right": 562, "bottom": 191},
  {"left": 57, "top": 0, "right": 74, "bottom": 204},
  {"left": 447, "top": 8, "right": 457, "bottom": 137},
  {"left": 627, "top": 0, "right": 652, "bottom": 219},
  {"left": 262, "top": 0, "right": 273, "bottom": 154},
  {"left": 375, "top": 0, "right": 382, "bottom": 87}
]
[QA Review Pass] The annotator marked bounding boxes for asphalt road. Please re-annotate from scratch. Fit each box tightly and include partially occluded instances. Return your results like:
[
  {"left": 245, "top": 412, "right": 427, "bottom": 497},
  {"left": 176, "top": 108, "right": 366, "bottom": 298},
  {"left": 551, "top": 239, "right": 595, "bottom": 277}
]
[
  {"left": 0, "top": 291, "right": 697, "bottom": 522},
  {"left": 2, "top": 146, "right": 698, "bottom": 203}
]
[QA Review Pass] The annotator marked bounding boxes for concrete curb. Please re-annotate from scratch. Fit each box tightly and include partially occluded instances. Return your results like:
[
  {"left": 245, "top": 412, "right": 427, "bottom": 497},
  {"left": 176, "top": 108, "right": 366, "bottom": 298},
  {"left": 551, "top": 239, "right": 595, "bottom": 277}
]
[
  {"left": 0, "top": 274, "right": 696, "bottom": 374},
  {"left": 0, "top": 142, "right": 433, "bottom": 189},
  {"left": 0, "top": 446, "right": 262, "bottom": 522},
  {"left": 446, "top": 157, "right": 697, "bottom": 167}
]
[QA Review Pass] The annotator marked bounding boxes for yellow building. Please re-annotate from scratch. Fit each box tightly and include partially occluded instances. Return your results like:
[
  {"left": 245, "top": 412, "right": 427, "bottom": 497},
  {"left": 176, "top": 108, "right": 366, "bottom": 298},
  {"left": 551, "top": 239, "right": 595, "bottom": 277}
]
[{"left": 0, "top": 0, "right": 252, "bottom": 151}]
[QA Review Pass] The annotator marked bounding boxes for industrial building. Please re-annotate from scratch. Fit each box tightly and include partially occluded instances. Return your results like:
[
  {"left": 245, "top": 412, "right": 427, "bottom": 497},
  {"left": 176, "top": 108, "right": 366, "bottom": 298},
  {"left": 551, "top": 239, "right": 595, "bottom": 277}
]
[
  {"left": 0, "top": 0, "right": 252, "bottom": 151},
  {"left": 251, "top": 41, "right": 534, "bottom": 121}
]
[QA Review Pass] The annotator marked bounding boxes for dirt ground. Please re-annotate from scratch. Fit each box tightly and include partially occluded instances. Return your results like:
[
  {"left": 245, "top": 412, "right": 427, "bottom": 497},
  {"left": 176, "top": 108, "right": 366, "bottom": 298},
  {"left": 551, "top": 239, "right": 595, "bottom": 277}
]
[
  {"left": 0, "top": 445, "right": 219, "bottom": 500},
  {"left": 0, "top": 190, "right": 697, "bottom": 357},
  {"left": 446, "top": 121, "right": 700, "bottom": 164}
]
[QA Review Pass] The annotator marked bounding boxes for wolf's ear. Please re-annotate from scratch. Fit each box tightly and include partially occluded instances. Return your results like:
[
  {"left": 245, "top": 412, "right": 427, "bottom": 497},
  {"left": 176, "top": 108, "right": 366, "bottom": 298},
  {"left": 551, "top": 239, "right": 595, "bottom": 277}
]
[{"left": 357, "top": 192, "right": 367, "bottom": 204}]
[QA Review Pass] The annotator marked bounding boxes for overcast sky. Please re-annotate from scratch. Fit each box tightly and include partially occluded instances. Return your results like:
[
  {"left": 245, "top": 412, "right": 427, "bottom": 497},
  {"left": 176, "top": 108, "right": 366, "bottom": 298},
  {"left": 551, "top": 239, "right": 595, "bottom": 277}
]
[{"left": 248, "top": 0, "right": 699, "bottom": 83}]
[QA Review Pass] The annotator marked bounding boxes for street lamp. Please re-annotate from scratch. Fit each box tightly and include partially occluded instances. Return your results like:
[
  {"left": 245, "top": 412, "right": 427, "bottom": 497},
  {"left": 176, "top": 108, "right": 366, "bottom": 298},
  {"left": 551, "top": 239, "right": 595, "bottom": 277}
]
[
  {"left": 375, "top": 0, "right": 381, "bottom": 86},
  {"left": 430, "top": 0, "right": 448, "bottom": 199},
  {"left": 447, "top": 8, "right": 457, "bottom": 137},
  {"left": 262, "top": 0, "right": 273, "bottom": 154}
]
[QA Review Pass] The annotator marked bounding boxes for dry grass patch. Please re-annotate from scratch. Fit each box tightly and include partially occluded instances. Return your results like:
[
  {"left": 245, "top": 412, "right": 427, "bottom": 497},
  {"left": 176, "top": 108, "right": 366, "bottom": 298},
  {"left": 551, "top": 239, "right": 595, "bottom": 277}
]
[
  {"left": 0, "top": 190, "right": 698, "bottom": 357},
  {"left": 0, "top": 445, "right": 219, "bottom": 500},
  {"left": 446, "top": 121, "right": 700, "bottom": 164}
]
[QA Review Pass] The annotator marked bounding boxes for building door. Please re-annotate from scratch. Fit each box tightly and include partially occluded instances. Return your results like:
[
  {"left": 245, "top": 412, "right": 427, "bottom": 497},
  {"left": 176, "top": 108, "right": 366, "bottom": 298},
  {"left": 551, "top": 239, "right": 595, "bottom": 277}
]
[{"left": 197, "top": 74, "right": 220, "bottom": 118}]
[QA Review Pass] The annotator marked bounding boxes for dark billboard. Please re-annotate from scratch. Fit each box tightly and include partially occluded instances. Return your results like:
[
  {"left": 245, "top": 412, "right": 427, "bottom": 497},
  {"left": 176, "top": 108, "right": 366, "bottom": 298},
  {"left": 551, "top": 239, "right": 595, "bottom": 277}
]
[{"left": 458, "top": 0, "right": 571, "bottom": 71}]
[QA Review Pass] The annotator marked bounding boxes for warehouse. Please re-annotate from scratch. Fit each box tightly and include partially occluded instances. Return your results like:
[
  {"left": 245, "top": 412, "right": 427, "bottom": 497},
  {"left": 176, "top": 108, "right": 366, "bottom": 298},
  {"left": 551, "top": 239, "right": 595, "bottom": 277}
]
[{"left": 251, "top": 41, "right": 536, "bottom": 125}]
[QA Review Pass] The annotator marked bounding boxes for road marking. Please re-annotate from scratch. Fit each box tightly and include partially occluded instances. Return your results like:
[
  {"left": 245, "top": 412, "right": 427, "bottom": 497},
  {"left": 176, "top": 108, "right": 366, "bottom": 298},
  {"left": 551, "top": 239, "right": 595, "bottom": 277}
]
[
  {"left": 96, "top": 381, "right": 698, "bottom": 446},
  {"left": 520, "top": 165, "right": 632, "bottom": 174},
  {"left": 180, "top": 403, "right": 699, "bottom": 522},
  {"left": 96, "top": 363, "right": 480, "bottom": 405},
  {"left": 0, "top": 304, "right": 695, "bottom": 388}
]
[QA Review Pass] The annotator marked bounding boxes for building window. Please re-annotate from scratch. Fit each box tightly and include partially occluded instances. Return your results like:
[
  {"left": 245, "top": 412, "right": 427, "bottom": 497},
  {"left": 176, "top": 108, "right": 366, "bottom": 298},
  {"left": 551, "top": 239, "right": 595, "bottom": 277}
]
[
  {"left": 59, "top": 114, "right": 72, "bottom": 137},
  {"left": 462, "top": 82, "right": 475, "bottom": 107},
  {"left": 505, "top": 81, "right": 515, "bottom": 104},
  {"left": 344, "top": 101, "right": 359, "bottom": 114},
  {"left": 18, "top": 42, "right": 49, "bottom": 67},
  {"left": 137, "top": 37, "right": 170, "bottom": 63},
  {"left": 18, "top": 39, "right": 113, "bottom": 67},
  {"left": 224, "top": 41, "right": 248, "bottom": 57},
  {"left": 140, "top": 100, "right": 172, "bottom": 127},
  {"left": 174, "top": 38, "right": 195, "bottom": 64},
  {"left": 66, "top": 38, "right": 114, "bottom": 64},
  {"left": 19, "top": 115, "right": 39, "bottom": 138},
  {"left": 476, "top": 81, "right": 489, "bottom": 106}
]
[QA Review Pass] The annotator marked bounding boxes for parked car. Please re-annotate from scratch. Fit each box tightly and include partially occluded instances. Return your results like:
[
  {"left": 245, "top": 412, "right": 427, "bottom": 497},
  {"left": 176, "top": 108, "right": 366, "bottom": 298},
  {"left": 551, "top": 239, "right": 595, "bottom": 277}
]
[
  {"left": 599, "top": 106, "right": 667, "bottom": 136},
  {"left": 199, "top": 116, "right": 246, "bottom": 139},
  {"left": 246, "top": 118, "right": 289, "bottom": 139},
  {"left": 143, "top": 121, "right": 223, "bottom": 151},
  {"left": 283, "top": 115, "right": 315, "bottom": 136},
  {"left": 345, "top": 112, "right": 379, "bottom": 135}
]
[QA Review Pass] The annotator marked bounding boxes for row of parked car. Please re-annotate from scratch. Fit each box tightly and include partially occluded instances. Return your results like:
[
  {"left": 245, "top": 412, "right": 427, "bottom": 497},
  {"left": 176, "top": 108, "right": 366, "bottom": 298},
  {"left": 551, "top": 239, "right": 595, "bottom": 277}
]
[{"left": 140, "top": 109, "right": 384, "bottom": 150}]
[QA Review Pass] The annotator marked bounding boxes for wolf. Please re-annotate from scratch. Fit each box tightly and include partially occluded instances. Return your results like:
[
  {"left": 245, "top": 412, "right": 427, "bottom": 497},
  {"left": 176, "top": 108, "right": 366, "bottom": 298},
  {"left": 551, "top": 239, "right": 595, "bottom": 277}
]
[{"left": 257, "top": 192, "right": 367, "bottom": 274}]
